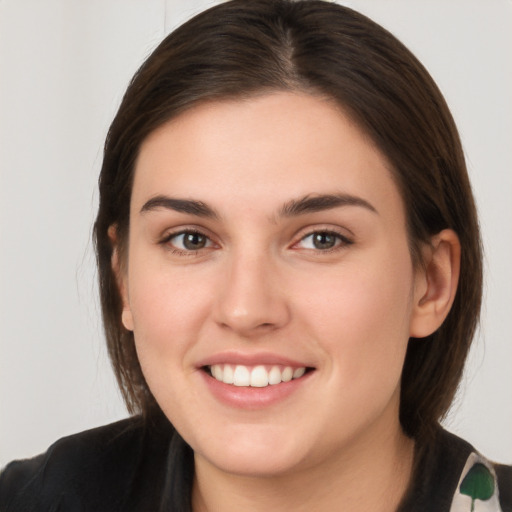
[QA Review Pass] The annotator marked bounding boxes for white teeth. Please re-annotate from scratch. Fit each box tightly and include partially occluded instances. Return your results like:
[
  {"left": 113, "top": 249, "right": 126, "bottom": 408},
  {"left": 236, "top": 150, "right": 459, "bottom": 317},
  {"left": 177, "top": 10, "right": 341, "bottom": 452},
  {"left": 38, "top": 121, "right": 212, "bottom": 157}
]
[
  {"left": 233, "top": 365, "right": 250, "bottom": 386},
  {"left": 212, "top": 364, "right": 223, "bottom": 381},
  {"left": 250, "top": 365, "right": 269, "bottom": 387},
  {"left": 223, "top": 364, "right": 234, "bottom": 384},
  {"left": 293, "top": 367, "right": 306, "bottom": 379},
  {"left": 268, "top": 366, "right": 282, "bottom": 385},
  {"left": 209, "top": 364, "right": 307, "bottom": 387},
  {"left": 281, "top": 366, "right": 293, "bottom": 382}
]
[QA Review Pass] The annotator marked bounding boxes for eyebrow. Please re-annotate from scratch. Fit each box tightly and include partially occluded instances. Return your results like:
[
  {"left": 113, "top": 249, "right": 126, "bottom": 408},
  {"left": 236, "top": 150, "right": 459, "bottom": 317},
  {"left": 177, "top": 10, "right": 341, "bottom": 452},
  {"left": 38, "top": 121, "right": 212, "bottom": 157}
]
[
  {"left": 139, "top": 192, "right": 377, "bottom": 220},
  {"left": 140, "top": 196, "right": 220, "bottom": 219},
  {"left": 278, "top": 193, "right": 378, "bottom": 217}
]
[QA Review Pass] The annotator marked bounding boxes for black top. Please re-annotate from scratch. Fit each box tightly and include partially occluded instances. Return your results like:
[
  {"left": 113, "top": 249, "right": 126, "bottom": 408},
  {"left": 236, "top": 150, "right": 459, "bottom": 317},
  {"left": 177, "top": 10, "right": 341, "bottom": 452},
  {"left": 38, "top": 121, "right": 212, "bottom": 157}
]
[{"left": 1, "top": 416, "right": 510, "bottom": 512}]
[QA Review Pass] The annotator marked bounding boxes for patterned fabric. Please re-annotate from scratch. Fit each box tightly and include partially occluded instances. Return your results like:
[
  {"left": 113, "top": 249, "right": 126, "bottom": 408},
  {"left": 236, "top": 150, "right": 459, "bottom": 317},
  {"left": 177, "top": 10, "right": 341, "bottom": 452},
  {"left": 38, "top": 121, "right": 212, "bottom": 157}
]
[
  {"left": 399, "top": 429, "right": 511, "bottom": 512},
  {"left": 450, "top": 453, "right": 503, "bottom": 512}
]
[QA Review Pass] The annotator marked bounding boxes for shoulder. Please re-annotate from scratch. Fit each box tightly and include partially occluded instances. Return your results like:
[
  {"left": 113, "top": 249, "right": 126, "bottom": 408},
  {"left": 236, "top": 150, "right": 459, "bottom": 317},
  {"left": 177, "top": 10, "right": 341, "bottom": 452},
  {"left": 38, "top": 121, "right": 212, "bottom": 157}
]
[
  {"left": 401, "top": 427, "right": 512, "bottom": 512},
  {"left": 0, "top": 416, "right": 172, "bottom": 512}
]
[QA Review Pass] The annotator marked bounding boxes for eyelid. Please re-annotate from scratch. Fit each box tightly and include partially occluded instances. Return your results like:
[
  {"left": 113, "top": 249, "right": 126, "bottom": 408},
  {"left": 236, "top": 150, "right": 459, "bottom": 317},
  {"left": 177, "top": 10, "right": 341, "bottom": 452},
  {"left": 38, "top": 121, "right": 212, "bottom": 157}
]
[{"left": 160, "top": 226, "right": 206, "bottom": 242}]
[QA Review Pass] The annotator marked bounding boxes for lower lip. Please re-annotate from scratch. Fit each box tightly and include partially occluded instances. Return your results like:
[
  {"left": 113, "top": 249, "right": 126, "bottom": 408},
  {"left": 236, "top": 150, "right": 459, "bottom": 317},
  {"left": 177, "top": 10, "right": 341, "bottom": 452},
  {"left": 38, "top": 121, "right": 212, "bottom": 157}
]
[{"left": 200, "top": 370, "right": 313, "bottom": 410}]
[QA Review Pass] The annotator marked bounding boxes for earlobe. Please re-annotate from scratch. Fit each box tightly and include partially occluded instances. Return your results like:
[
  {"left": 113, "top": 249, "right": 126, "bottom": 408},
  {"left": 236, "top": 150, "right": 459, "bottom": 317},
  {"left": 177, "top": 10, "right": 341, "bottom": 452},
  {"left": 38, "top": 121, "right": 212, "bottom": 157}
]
[
  {"left": 121, "top": 309, "right": 134, "bottom": 332},
  {"left": 409, "top": 229, "right": 461, "bottom": 338},
  {"left": 108, "top": 225, "right": 134, "bottom": 332}
]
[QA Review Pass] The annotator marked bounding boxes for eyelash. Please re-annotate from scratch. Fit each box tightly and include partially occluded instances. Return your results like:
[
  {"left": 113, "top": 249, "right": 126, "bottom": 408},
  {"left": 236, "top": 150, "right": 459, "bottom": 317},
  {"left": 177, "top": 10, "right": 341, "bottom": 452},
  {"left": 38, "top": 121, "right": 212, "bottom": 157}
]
[{"left": 159, "top": 228, "right": 353, "bottom": 256}]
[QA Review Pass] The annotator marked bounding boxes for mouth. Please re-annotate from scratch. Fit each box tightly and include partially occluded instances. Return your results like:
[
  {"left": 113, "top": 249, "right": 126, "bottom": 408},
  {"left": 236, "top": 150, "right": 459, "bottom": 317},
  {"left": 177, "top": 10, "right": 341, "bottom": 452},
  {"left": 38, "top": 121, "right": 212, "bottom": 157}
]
[{"left": 203, "top": 364, "right": 315, "bottom": 388}]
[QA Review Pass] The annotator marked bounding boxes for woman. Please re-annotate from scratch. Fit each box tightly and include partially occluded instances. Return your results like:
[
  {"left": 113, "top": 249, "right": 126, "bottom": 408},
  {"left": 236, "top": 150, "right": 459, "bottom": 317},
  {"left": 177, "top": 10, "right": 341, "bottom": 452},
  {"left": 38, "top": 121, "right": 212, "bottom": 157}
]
[{"left": 1, "top": 1, "right": 510, "bottom": 510}]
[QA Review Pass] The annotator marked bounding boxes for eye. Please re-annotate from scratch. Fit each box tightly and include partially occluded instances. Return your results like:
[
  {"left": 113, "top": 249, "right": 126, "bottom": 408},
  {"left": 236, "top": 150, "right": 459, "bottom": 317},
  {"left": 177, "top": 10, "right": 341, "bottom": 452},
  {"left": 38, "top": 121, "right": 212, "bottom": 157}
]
[
  {"left": 296, "top": 230, "right": 352, "bottom": 251},
  {"left": 162, "top": 230, "right": 214, "bottom": 252}
]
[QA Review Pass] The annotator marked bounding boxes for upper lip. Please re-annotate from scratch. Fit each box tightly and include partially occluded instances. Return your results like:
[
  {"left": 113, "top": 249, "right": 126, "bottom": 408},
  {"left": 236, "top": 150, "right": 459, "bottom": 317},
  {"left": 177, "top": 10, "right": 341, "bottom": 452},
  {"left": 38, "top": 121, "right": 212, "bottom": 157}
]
[{"left": 196, "top": 351, "right": 315, "bottom": 369}]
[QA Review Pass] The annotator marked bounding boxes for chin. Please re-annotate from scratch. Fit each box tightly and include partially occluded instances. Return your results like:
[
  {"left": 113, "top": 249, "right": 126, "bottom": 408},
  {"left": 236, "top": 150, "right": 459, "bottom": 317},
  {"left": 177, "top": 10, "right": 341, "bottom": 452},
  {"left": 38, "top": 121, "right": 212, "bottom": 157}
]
[
  {"left": 199, "top": 447, "right": 306, "bottom": 478},
  {"left": 191, "top": 423, "right": 310, "bottom": 477}
]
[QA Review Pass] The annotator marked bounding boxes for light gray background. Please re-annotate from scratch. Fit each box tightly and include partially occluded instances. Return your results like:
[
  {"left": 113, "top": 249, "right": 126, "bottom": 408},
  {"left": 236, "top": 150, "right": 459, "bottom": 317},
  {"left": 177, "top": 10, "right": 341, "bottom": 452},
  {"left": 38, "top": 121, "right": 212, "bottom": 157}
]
[{"left": 1, "top": 0, "right": 511, "bottom": 467}]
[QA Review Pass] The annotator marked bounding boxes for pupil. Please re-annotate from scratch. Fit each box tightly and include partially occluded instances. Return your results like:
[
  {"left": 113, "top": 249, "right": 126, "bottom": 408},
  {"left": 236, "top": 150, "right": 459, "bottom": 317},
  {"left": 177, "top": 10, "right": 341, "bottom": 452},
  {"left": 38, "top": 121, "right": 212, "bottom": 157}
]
[
  {"left": 313, "top": 232, "right": 335, "bottom": 250},
  {"left": 184, "top": 233, "right": 206, "bottom": 250}
]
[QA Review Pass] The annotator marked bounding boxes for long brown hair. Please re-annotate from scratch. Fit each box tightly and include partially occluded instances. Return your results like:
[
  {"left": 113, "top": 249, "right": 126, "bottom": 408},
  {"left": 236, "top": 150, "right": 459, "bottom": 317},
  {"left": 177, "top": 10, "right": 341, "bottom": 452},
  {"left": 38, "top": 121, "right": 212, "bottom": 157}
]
[{"left": 94, "top": 0, "right": 482, "bottom": 441}]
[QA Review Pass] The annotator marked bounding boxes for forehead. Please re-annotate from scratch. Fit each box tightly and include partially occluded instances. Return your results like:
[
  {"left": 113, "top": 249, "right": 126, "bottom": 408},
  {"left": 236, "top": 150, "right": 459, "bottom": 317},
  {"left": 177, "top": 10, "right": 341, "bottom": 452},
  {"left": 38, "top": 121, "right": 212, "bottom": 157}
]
[{"left": 132, "top": 92, "right": 403, "bottom": 221}]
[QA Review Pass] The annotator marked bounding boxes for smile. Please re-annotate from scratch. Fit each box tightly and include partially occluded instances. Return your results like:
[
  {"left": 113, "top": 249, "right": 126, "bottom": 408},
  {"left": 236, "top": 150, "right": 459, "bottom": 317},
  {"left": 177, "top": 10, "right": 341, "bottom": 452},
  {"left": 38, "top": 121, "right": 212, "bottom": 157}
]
[{"left": 207, "top": 364, "right": 308, "bottom": 387}]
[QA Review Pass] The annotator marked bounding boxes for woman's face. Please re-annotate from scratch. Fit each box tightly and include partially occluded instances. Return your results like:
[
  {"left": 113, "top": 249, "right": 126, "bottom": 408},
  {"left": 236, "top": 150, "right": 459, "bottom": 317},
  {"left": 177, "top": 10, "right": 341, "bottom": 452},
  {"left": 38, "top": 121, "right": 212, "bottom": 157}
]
[{"left": 119, "top": 92, "right": 426, "bottom": 477}]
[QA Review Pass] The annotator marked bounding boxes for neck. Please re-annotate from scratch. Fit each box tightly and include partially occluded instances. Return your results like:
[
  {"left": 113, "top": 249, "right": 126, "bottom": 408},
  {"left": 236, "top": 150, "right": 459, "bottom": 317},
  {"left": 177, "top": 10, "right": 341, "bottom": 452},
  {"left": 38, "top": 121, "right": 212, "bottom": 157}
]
[{"left": 192, "top": 422, "right": 415, "bottom": 512}]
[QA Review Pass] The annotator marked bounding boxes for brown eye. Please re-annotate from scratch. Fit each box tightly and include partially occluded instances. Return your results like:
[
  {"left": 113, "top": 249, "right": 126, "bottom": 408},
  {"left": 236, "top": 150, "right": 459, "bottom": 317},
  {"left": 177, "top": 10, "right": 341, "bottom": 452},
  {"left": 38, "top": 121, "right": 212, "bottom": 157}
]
[
  {"left": 165, "top": 230, "right": 213, "bottom": 252},
  {"left": 312, "top": 232, "right": 337, "bottom": 250},
  {"left": 182, "top": 232, "right": 208, "bottom": 250}
]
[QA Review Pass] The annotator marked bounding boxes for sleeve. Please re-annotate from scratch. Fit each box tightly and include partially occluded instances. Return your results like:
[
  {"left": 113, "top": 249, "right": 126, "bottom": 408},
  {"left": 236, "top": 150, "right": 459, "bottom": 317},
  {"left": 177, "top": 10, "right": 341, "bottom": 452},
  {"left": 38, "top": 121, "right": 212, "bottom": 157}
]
[
  {"left": 0, "top": 417, "right": 153, "bottom": 512},
  {"left": 0, "top": 432, "right": 126, "bottom": 512},
  {"left": 0, "top": 454, "right": 51, "bottom": 512},
  {"left": 0, "top": 425, "right": 125, "bottom": 512}
]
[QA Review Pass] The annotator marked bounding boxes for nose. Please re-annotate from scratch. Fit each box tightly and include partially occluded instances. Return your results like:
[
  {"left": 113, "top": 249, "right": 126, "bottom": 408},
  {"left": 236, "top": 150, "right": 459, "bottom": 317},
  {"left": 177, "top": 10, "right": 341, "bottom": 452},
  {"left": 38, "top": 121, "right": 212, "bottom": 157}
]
[{"left": 213, "top": 250, "right": 291, "bottom": 337}]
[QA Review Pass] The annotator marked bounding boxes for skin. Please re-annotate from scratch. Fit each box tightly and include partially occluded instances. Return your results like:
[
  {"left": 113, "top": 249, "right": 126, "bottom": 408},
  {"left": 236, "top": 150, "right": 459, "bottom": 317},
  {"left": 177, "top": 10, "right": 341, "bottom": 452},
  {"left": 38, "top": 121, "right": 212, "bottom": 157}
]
[{"left": 114, "top": 92, "right": 460, "bottom": 511}]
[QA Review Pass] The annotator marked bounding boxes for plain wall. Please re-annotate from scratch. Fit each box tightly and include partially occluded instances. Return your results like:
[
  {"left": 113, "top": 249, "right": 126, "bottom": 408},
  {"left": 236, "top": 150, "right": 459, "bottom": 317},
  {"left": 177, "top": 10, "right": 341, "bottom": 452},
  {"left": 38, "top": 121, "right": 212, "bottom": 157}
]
[{"left": 1, "top": 0, "right": 511, "bottom": 467}]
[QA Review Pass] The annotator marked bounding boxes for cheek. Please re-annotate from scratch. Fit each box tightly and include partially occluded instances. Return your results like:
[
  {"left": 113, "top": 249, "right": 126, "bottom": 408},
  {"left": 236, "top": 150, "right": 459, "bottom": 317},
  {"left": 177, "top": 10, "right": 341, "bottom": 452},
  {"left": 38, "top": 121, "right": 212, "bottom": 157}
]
[
  {"left": 126, "top": 261, "right": 215, "bottom": 362},
  {"left": 126, "top": 265, "right": 217, "bottom": 422},
  {"left": 294, "top": 250, "right": 414, "bottom": 379}
]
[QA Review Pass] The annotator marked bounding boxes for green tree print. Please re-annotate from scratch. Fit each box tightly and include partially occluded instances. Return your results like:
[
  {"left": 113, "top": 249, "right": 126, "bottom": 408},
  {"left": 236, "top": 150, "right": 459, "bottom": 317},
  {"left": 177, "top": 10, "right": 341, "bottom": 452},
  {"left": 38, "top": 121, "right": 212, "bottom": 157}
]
[{"left": 459, "top": 463, "right": 495, "bottom": 512}]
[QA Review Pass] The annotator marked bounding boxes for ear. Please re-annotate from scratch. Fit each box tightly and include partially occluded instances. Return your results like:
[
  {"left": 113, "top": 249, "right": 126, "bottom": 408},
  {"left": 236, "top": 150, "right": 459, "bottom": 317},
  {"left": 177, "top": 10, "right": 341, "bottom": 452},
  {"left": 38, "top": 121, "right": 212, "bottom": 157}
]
[
  {"left": 108, "top": 225, "right": 134, "bottom": 332},
  {"left": 409, "top": 229, "right": 461, "bottom": 338}
]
